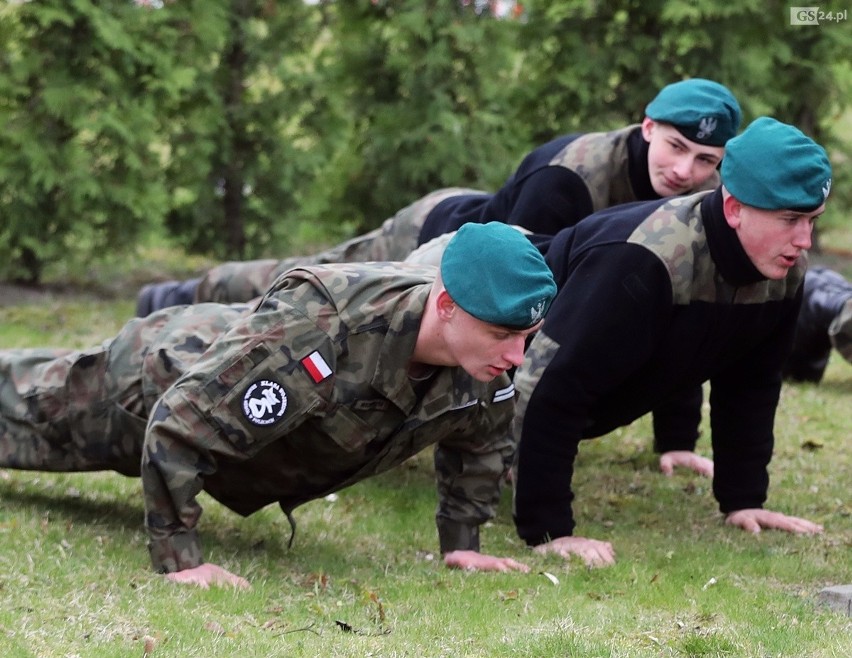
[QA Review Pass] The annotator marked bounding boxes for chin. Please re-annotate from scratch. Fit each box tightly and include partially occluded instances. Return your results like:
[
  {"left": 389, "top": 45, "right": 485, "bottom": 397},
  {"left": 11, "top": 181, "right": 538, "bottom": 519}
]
[
  {"left": 469, "top": 368, "right": 498, "bottom": 383},
  {"left": 762, "top": 266, "right": 790, "bottom": 280}
]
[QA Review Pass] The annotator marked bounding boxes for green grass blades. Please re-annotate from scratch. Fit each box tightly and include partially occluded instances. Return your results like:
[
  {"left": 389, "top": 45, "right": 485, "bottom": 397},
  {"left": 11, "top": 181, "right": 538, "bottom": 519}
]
[{"left": 1, "top": 266, "right": 850, "bottom": 657}]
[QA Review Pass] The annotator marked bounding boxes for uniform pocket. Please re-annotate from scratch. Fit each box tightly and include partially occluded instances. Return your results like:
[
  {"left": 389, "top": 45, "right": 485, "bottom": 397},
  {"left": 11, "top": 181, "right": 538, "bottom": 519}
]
[
  {"left": 316, "top": 404, "right": 378, "bottom": 452},
  {"left": 202, "top": 342, "right": 328, "bottom": 453}
]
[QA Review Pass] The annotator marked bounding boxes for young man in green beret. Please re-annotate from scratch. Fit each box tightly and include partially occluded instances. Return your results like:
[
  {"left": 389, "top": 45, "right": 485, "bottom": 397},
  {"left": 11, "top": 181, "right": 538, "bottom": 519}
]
[
  {"left": 0, "top": 223, "right": 556, "bottom": 588},
  {"left": 511, "top": 117, "right": 831, "bottom": 566},
  {"left": 136, "top": 78, "right": 741, "bottom": 313}
]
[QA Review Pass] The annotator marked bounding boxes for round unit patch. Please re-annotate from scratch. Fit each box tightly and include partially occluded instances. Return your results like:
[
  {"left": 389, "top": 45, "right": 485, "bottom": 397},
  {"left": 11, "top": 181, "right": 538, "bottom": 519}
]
[{"left": 242, "top": 379, "right": 288, "bottom": 426}]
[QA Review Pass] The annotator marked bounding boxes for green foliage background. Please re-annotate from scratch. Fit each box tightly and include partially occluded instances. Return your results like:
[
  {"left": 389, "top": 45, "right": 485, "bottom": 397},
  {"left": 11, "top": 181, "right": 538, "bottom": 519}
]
[{"left": 0, "top": 0, "right": 850, "bottom": 283}]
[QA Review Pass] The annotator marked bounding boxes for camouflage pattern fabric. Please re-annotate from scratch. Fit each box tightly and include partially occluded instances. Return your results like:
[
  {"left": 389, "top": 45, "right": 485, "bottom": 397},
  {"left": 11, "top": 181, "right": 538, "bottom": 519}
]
[
  {"left": 1, "top": 263, "right": 516, "bottom": 573},
  {"left": 194, "top": 187, "right": 484, "bottom": 305},
  {"left": 829, "top": 298, "right": 852, "bottom": 363},
  {"left": 551, "top": 124, "right": 719, "bottom": 213},
  {"left": 626, "top": 192, "right": 804, "bottom": 305},
  {"left": 405, "top": 225, "right": 531, "bottom": 268}
]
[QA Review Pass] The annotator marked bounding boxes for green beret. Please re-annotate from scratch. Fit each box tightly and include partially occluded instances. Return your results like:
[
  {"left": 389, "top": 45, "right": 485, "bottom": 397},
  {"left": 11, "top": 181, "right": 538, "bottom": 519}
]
[
  {"left": 721, "top": 116, "right": 833, "bottom": 211},
  {"left": 645, "top": 78, "right": 741, "bottom": 146},
  {"left": 441, "top": 222, "right": 556, "bottom": 329}
]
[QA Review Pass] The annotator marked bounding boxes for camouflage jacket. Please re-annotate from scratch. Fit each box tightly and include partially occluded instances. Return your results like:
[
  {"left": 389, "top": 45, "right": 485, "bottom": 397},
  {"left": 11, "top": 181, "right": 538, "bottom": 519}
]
[
  {"left": 549, "top": 125, "right": 717, "bottom": 213},
  {"left": 140, "top": 263, "right": 516, "bottom": 573},
  {"left": 417, "top": 125, "right": 721, "bottom": 243}
]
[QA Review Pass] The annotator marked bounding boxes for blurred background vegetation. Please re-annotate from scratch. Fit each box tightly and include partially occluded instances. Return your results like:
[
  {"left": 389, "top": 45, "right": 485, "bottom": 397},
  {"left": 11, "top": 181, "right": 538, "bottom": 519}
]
[{"left": 0, "top": 0, "right": 850, "bottom": 286}]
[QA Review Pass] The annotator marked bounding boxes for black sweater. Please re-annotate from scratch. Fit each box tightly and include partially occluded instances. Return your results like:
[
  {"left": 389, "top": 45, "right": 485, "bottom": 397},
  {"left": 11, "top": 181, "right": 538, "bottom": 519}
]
[
  {"left": 513, "top": 189, "right": 804, "bottom": 545},
  {"left": 418, "top": 128, "right": 657, "bottom": 244}
]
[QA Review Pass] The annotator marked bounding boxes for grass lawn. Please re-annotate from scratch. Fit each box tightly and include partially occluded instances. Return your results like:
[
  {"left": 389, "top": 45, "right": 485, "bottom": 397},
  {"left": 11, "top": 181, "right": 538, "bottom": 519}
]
[{"left": 0, "top": 248, "right": 850, "bottom": 657}]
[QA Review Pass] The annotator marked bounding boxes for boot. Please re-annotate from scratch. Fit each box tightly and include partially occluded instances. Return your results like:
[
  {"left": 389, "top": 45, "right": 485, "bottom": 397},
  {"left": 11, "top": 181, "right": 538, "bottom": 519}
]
[
  {"left": 829, "top": 299, "right": 852, "bottom": 366},
  {"left": 784, "top": 266, "right": 852, "bottom": 382},
  {"left": 135, "top": 278, "right": 201, "bottom": 317}
]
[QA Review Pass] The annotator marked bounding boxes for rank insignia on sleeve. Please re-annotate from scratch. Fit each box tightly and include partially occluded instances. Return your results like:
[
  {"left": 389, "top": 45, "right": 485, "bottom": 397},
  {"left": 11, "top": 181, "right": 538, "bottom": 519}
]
[
  {"left": 301, "top": 350, "right": 332, "bottom": 383},
  {"left": 242, "top": 379, "right": 288, "bottom": 426},
  {"left": 492, "top": 383, "right": 515, "bottom": 403}
]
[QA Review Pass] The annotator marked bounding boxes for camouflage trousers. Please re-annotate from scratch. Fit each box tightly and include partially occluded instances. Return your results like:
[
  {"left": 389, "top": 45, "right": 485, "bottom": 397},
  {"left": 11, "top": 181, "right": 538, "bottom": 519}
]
[
  {"left": 0, "top": 317, "right": 169, "bottom": 477},
  {"left": 194, "top": 187, "right": 484, "bottom": 304}
]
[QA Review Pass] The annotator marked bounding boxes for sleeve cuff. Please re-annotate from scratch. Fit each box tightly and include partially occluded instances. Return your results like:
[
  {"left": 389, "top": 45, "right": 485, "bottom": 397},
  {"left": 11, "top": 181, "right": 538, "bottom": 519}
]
[
  {"left": 147, "top": 529, "right": 204, "bottom": 573},
  {"left": 436, "top": 518, "right": 480, "bottom": 554}
]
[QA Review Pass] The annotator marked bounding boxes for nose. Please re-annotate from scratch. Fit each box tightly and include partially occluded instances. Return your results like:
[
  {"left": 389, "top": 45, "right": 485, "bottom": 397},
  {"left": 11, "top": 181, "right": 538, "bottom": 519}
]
[
  {"left": 792, "top": 219, "right": 813, "bottom": 249},
  {"left": 671, "top": 155, "right": 694, "bottom": 181},
  {"left": 503, "top": 335, "right": 527, "bottom": 367}
]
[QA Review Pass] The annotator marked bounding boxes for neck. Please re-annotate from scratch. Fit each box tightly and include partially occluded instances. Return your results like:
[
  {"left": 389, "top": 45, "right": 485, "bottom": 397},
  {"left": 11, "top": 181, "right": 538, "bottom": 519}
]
[{"left": 410, "top": 287, "right": 454, "bottom": 369}]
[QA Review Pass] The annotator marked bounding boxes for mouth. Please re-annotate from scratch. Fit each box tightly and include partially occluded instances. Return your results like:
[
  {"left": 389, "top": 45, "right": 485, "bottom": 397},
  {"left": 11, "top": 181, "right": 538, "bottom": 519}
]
[
  {"left": 779, "top": 254, "right": 799, "bottom": 268},
  {"left": 662, "top": 176, "right": 685, "bottom": 192}
]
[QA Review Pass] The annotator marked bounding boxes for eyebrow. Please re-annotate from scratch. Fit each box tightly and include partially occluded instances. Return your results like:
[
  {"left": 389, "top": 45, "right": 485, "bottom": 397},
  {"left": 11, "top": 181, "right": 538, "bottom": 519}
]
[
  {"left": 667, "top": 133, "right": 722, "bottom": 161},
  {"left": 696, "top": 150, "right": 722, "bottom": 161}
]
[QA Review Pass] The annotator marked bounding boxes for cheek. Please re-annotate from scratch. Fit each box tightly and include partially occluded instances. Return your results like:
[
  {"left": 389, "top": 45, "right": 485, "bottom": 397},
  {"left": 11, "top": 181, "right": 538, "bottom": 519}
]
[
  {"left": 455, "top": 329, "right": 488, "bottom": 358},
  {"left": 646, "top": 144, "right": 663, "bottom": 168},
  {"left": 738, "top": 226, "right": 772, "bottom": 260},
  {"left": 692, "top": 162, "right": 718, "bottom": 182},
  {"left": 466, "top": 336, "right": 501, "bottom": 361}
]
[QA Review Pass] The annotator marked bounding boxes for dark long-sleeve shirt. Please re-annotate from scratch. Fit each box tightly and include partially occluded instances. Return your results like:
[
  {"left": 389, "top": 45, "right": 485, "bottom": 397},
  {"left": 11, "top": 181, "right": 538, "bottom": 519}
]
[
  {"left": 512, "top": 189, "right": 803, "bottom": 544},
  {"left": 418, "top": 125, "right": 683, "bottom": 243}
]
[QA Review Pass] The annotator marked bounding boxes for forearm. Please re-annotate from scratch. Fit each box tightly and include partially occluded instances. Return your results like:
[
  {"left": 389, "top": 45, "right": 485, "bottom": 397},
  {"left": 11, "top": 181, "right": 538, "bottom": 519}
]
[
  {"left": 512, "top": 433, "right": 579, "bottom": 545},
  {"left": 709, "top": 376, "right": 778, "bottom": 512},
  {"left": 436, "top": 519, "right": 480, "bottom": 553},
  {"left": 148, "top": 526, "right": 204, "bottom": 573},
  {"left": 510, "top": 335, "right": 583, "bottom": 546},
  {"left": 434, "top": 414, "right": 514, "bottom": 553},
  {"left": 141, "top": 392, "right": 219, "bottom": 572},
  {"left": 652, "top": 385, "right": 703, "bottom": 452}
]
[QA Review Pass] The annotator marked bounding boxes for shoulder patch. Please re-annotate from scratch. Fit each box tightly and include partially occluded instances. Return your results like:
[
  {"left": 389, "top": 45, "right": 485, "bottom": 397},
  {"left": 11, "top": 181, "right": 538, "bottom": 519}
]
[
  {"left": 242, "top": 379, "right": 288, "bottom": 426},
  {"left": 492, "top": 383, "right": 516, "bottom": 403},
  {"left": 301, "top": 350, "right": 332, "bottom": 383}
]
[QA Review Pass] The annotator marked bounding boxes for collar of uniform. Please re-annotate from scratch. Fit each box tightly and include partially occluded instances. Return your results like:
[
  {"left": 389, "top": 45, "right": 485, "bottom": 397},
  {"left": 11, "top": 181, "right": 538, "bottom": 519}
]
[
  {"left": 369, "top": 283, "right": 487, "bottom": 418},
  {"left": 626, "top": 125, "right": 660, "bottom": 202},
  {"left": 701, "top": 188, "right": 766, "bottom": 286},
  {"left": 368, "top": 282, "right": 433, "bottom": 412}
]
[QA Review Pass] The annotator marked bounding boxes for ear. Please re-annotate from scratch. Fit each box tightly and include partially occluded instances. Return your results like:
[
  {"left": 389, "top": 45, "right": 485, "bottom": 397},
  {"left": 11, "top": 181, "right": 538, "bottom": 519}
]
[
  {"left": 641, "top": 117, "right": 656, "bottom": 142},
  {"left": 722, "top": 192, "right": 744, "bottom": 229},
  {"left": 434, "top": 289, "right": 457, "bottom": 321}
]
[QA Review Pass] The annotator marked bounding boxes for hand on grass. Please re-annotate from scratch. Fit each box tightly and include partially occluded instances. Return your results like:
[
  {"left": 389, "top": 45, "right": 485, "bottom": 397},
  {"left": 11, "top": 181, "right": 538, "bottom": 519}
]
[
  {"left": 533, "top": 536, "right": 615, "bottom": 567},
  {"left": 165, "top": 563, "right": 251, "bottom": 589},
  {"left": 725, "top": 508, "right": 824, "bottom": 535},
  {"left": 659, "top": 450, "right": 714, "bottom": 478},
  {"left": 443, "top": 550, "right": 530, "bottom": 573}
]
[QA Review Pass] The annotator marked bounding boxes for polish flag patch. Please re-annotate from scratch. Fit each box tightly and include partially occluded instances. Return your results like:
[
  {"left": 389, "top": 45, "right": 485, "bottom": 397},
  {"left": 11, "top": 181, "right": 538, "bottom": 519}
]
[{"left": 301, "top": 350, "right": 332, "bottom": 383}]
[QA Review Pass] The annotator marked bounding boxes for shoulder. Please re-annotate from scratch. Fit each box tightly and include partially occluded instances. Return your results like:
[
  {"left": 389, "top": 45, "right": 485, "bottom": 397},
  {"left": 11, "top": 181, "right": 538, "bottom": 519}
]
[
  {"left": 268, "top": 262, "right": 436, "bottom": 331},
  {"left": 624, "top": 192, "right": 712, "bottom": 302},
  {"left": 626, "top": 191, "right": 710, "bottom": 252},
  {"left": 553, "top": 124, "right": 638, "bottom": 157},
  {"left": 269, "top": 263, "right": 435, "bottom": 305}
]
